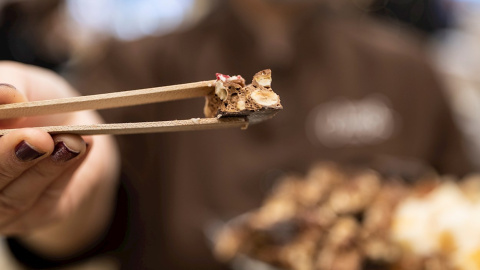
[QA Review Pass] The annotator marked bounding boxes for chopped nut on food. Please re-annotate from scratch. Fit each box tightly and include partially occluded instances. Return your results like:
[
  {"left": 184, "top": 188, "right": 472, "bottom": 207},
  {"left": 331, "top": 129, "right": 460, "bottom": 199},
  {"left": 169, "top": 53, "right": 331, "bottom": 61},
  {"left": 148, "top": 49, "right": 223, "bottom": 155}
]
[
  {"left": 252, "top": 69, "right": 272, "bottom": 88},
  {"left": 204, "top": 69, "right": 283, "bottom": 118},
  {"left": 326, "top": 217, "right": 359, "bottom": 249},
  {"left": 328, "top": 171, "right": 381, "bottom": 214}
]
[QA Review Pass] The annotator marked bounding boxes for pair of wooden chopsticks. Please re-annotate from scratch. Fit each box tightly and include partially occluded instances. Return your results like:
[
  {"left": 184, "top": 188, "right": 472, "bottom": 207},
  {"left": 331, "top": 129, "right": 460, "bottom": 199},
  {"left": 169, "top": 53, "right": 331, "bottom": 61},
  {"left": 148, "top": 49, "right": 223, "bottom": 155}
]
[{"left": 0, "top": 80, "right": 252, "bottom": 136}]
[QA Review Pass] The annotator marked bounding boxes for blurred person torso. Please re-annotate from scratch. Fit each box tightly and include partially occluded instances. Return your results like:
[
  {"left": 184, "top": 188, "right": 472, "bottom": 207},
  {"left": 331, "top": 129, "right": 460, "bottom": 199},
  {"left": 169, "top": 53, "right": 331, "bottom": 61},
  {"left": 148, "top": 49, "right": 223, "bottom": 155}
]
[{"left": 70, "top": 0, "right": 471, "bottom": 269}]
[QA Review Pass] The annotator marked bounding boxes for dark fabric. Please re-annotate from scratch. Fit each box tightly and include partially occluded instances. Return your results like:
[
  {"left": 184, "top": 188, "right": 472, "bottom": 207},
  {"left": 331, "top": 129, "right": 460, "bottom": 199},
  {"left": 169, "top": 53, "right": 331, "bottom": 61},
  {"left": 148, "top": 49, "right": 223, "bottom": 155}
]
[
  {"left": 69, "top": 3, "right": 472, "bottom": 270},
  {"left": 370, "top": 0, "right": 453, "bottom": 35},
  {"left": 0, "top": 1, "right": 68, "bottom": 71}
]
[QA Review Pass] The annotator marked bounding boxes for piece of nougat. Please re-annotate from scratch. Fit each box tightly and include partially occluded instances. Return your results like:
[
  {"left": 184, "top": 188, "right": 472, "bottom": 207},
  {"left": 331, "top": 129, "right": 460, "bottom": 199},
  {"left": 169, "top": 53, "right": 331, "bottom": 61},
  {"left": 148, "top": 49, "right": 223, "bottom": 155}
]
[{"left": 204, "top": 69, "right": 283, "bottom": 118}]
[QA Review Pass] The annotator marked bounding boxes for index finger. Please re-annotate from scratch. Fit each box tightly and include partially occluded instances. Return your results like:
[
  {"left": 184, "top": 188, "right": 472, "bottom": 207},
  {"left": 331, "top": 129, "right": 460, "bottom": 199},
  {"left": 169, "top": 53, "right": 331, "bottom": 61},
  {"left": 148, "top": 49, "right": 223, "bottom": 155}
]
[
  {"left": 0, "top": 61, "right": 79, "bottom": 127},
  {"left": 0, "top": 84, "right": 27, "bottom": 127}
]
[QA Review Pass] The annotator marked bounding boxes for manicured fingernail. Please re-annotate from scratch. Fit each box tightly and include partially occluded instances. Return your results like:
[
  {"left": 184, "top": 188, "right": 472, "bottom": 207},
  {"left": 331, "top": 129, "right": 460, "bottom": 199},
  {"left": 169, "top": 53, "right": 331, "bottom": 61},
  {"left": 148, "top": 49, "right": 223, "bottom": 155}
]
[
  {"left": 15, "top": 141, "right": 45, "bottom": 162},
  {"left": 0, "top": 83, "right": 16, "bottom": 89},
  {"left": 51, "top": 142, "right": 80, "bottom": 162}
]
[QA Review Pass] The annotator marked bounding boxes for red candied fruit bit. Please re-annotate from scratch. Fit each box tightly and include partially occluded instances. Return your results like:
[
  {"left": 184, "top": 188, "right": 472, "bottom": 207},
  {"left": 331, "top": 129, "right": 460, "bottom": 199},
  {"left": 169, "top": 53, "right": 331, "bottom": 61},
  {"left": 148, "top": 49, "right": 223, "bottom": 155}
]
[{"left": 216, "top": 73, "right": 230, "bottom": 81}]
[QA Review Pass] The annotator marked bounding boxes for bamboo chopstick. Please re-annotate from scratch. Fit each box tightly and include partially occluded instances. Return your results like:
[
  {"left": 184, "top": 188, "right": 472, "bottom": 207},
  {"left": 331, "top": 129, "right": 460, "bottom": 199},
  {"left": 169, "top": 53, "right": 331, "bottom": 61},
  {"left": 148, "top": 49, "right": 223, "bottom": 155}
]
[
  {"left": 0, "top": 118, "right": 248, "bottom": 136},
  {"left": 0, "top": 79, "right": 282, "bottom": 135},
  {"left": 0, "top": 80, "right": 216, "bottom": 120}
]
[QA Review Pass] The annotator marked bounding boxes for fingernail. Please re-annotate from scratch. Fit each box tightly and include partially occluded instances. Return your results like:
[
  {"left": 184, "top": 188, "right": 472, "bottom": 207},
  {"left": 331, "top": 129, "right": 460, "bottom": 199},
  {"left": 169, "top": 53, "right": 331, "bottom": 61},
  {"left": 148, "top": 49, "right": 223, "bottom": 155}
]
[
  {"left": 15, "top": 141, "right": 45, "bottom": 162},
  {"left": 0, "top": 83, "right": 16, "bottom": 89},
  {"left": 51, "top": 142, "right": 80, "bottom": 162}
]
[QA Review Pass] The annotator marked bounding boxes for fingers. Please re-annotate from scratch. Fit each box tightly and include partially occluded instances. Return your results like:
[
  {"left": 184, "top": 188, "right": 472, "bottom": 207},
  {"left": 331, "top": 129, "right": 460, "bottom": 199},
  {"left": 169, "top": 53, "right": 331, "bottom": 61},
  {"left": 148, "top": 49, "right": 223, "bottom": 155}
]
[
  {"left": 44, "top": 136, "right": 93, "bottom": 197},
  {"left": 0, "top": 83, "right": 26, "bottom": 105},
  {"left": 0, "top": 83, "right": 28, "bottom": 127},
  {"left": 0, "top": 134, "right": 87, "bottom": 217},
  {"left": 0, "top": 129, "right": 53, "bottom": 191},
  {"left": 13, "top": 140, "right": 93, "bottom": 232},
  {"left": 0, "top": 61, "right": 79, "bottom": 127},
  {"left": 0, "top": 61, "right": 77, "bottom": 101},
  {"left": 0, "top": 140, "right": 91, "bottom": 235}
]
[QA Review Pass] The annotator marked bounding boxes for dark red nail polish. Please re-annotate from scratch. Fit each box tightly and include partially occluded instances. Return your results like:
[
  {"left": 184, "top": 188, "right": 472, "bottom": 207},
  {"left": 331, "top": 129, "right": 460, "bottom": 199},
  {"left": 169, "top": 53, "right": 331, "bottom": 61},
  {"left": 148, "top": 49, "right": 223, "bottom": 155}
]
[
  {"left": 51, "top": 142, "right": 80, "bottom": 162},
  {"left": 15, "top": 141, "right": 45, "bottom": 162}
]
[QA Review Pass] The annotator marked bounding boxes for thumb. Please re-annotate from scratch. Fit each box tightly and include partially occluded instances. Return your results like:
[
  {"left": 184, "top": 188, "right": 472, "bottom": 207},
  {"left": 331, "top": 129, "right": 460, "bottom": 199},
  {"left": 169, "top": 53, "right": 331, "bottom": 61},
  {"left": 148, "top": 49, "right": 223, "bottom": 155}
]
[{"left": 0, "top": 83, "right": 27, "bottom": 127}]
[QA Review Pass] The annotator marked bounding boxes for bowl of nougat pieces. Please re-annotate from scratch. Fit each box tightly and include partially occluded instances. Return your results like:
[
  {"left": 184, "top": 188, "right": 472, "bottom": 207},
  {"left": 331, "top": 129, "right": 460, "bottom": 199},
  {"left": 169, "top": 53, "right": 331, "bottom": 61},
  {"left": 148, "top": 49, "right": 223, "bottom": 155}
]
[{"left": 213, "top": 162, "right": 480, "bottom": 270}]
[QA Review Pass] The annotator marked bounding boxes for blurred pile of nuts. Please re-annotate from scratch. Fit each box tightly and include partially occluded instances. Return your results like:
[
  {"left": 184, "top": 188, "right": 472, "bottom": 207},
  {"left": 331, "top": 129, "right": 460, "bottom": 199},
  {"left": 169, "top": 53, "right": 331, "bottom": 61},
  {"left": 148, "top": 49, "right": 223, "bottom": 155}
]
[{"left": 213, "top": 162, "right": 480, "bottom": 270}]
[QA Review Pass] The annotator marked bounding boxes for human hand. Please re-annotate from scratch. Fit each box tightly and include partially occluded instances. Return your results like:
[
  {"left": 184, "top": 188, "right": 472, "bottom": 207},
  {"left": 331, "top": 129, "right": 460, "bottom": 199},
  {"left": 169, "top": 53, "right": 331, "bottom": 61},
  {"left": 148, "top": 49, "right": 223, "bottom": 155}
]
[{"left": 0, "top": 61, "right": 119, "bottom": 257}]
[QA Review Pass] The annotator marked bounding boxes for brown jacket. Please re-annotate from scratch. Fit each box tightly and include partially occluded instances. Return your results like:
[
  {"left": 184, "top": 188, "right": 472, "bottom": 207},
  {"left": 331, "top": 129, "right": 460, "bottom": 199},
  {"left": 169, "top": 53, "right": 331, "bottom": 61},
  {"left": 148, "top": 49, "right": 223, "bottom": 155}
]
[{"left": 72, "top": 4, "right": 471, "bottom": 269}]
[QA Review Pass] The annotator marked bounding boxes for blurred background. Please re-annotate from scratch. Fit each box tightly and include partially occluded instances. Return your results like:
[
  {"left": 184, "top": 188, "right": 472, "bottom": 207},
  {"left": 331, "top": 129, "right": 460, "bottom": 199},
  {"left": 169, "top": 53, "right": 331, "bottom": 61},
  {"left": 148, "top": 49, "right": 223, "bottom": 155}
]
[
  {"left": 0, "top": 0, "right": 213, "bottom": 70},
  {"left": 1, "top": 0, "right": 479, "bottom": 168},
  {"left": 0, "top": 0, "right": 474, "bottom": 65},
  {"left": 1, "top": 1, "right": 479, "bottom": 167},
  {"left": 1, "top": 0, "right": 480, "bottom": 269}
]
